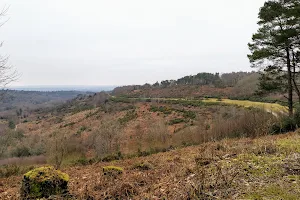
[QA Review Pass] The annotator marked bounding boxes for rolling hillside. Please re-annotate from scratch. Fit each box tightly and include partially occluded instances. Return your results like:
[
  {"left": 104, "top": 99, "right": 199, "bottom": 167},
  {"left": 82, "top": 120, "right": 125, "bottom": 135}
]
[{"left": 1, "top": 131, "right": 300, "bottom": 199}]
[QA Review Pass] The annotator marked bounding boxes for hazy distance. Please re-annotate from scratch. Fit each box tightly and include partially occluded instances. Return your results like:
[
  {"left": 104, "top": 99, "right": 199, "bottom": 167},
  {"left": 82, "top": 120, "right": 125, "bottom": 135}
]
[{"left": 0, "top": 0, "right": 265, "bottom": 87}]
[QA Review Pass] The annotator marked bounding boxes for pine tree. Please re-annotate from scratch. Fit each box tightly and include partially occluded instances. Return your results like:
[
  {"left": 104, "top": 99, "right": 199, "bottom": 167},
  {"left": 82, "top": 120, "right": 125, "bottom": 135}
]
[{"left": 248, "top": 0, "right": 300, "bottom": 116}]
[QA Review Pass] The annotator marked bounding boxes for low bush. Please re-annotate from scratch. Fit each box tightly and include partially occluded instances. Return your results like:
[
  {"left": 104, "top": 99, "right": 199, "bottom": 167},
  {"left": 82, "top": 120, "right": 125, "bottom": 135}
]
[
  {"left": 11, "top": 146, "right": 31, "bottom": 157},
  {"left": 110, "top": 97, "right": 132, "bottom": 103},
  {"left": 270, "top": 106, "right": 300, "bottom": 134},
  {"left": 103, "top": 166, "right": 123, "bottom": 176},
  {"left": 0, "top": 165, "right": 34, "bottom": 178},
  {"left": 132, "top": 162, "right": 153, "bottom": 171},
  {"left": 118, "top": 110, "right": 138, "bottom": 125},
  {"left": 73, "top": 157, "right": 94, "bottom": 166},
  {"left": 102, "top": 152, "right": 123, "bottom": 162},
  {"left": 87, "top": 120, "right": 122, "bottom": 159},
  {"left": 76, "top": 126, "right": 87, "bottom": 135},
  {"left": 210, "top": 108, "right": 275, "bottom": 139},
  {"left": 163, "top": 99, "right": 220, "bottom": 107},
  {"left": 169, "top": 118, "right": 187, "bottom": 125},
  {"left": 63, "top": 122, "right": 75, "bottom": 127},
  {"left": 120, "top": 105, "right": 136, "bottom": 111},
  {"left": 8, "top": 120, "right": 16, "bottom": 129},
  {"left": 149, "top": 106, "right": 172, "bottom": 115},
  {"left": 182, "top": 110, "right": 196, "bottom": 119}
]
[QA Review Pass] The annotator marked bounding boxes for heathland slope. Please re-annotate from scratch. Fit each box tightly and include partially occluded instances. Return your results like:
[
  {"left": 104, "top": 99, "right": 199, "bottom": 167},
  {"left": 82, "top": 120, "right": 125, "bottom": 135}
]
[
  {"left": 1, "top": 131, "right": 300, "bottom": 199},
  {"left": 0, "top": 72, "right": 295, "bottom": 199}
]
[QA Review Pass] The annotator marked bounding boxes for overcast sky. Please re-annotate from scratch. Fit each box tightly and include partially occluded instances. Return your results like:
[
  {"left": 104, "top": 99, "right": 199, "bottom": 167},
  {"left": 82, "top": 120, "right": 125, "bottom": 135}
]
[{"left": 0, "top": 0, "right": 266, "bottom": 86}]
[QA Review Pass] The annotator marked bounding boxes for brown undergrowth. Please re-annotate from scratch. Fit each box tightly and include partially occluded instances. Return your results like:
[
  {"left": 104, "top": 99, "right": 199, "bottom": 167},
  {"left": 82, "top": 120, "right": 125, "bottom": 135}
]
[{"left": 1, "top": 131, "right": 300, "bottom": 199}]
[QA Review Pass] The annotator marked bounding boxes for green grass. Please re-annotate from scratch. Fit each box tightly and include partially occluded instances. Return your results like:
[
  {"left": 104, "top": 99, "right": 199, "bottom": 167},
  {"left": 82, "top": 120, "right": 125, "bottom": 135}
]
[
  {"left": 244, "top": 184, "right": 300, "bottom": 200},
  {"left": 203, "top": 98, "right": 288, "bottom": 114}
]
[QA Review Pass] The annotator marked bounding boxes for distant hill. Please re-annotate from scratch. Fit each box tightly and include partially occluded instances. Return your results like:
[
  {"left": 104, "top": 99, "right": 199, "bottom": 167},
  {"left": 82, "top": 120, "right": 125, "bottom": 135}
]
[
  {"left": 0, "top": 90, "right": 94, "bottom": 120},
  {"left": 112, "top": 71, "right": 260, "bottom": 98},
  {"left": 9, "top": 85, "right": 117, "bottom": 92}
]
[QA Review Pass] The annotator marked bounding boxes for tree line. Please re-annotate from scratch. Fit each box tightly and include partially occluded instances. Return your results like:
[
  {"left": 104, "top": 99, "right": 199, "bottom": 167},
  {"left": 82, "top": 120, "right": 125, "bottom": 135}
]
[{"left": 145, "top": 71, "right": 257, "bottom": 89}]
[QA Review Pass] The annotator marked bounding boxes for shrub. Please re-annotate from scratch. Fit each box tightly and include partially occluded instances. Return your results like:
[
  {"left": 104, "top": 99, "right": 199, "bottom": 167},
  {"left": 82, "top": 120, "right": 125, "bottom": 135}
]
[
  {"left": 137, "top": 148, "right": 151, "bottom": 157},
  {"left": 47, "top": 132, "right": 84, "bottom": 169},
  {"left": 8, "top": 120, "right": 16, "bottom": 129},
  {"left": 103, "top": 166, "right": 123, "bottom": 176},
  {"left": 73, "top": 157, "right": 90, "bottom": 166},
  {"left": 110, "top": 97, "right": 132, "bottom": 103},
  {"left": 271, "top": 116, "right": 297, "bottom": 134},
  {"left": 0, "top": 165, "right": 34, "bottom": 178},
  {"left": 144, "top": 121, "right": 170, "bottom": 151},
  {"left": 270, "top": 105, "right": 300, "bottom": 134},
  {"left": 118, "top": 110, "right": 138, "bottom": 125},
  {"left": 182, "top": 110, "right": 196, "bottom": 119},
  {"left": 11, "top": 146, "right": 31, "bottom": 157},
  {"left": 169, "top": 118, "right": 186, "bottom": 125},
  {"left": 210, "top": 108, "right": 275, "bottom": 139},
  {"left": 120, "top": 105, "right": 136, "bottom": 111},
  {"left": 102, "top": 152, "right": 123, "bottom": 162},
  {"left": 76, "top": 126, "right": 87, "bottom": 135},
  {"left": 149, "top": 106, "right": 172, "bottom": 115},
  {"left": 63, "top": 122, "right": 75, "bottom": 127},
  {"left": 89, "top": 120, "right": 121, "bottom": 159},
  {"left": 132, "top": 162, "right": 153, "bottom": 171}
]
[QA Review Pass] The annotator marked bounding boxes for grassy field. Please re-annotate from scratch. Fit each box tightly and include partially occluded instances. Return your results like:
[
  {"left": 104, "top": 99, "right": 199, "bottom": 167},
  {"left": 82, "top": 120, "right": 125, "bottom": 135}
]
[{"left": 203, "top": 98, "right": 288, "bottom": 114}]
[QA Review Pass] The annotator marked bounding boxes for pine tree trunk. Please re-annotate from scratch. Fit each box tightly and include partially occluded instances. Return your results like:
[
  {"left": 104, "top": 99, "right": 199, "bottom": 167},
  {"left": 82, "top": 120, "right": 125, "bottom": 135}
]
[
  {"left": 292, "top": 52, "right": 300, "bottom": 104},
  {"left": 287, "top": 48, "right": 294, "bottom": 116}
]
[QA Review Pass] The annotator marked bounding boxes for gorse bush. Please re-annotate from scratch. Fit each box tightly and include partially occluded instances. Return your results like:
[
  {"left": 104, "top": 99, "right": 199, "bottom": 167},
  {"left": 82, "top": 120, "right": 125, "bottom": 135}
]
[
  {"left": 169, "top": 118, "right": 187, "bottom": 125},
  {"left": 118, "top": 110, "right": 138, "bottom": 125},
  {"left": 149, "top": 105, "right": 172, "bottom": 115},
  {"left": 8, "top": 120, "right": 16, "bottom": 129},
  {"left": 76, "top": 126, "right": 87, "bottom": 135},
  {"left": 110, "top": 97, "right": 132, "bottom": 103},
  {"left": 182, "top": 110, "right": 196, "bottom": 119}
]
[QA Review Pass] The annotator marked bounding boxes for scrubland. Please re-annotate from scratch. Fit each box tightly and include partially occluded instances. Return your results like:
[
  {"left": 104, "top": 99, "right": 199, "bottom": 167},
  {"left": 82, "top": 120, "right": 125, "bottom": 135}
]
[
  {"left": 0, "top": 95, "right": 298, "bottom": 199},
  {"left": 1, "top": 130, "right": 300, "bottom": 199}
]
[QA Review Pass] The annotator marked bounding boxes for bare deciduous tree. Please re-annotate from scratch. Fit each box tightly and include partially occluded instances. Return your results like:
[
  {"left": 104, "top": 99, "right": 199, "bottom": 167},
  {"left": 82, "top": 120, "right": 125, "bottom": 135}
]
[
  {"left": 0, "top": 6, "right": 18, "bottom": 90},
  {"left": 91, "top": 120, "right": 121, "bottom": 158}
]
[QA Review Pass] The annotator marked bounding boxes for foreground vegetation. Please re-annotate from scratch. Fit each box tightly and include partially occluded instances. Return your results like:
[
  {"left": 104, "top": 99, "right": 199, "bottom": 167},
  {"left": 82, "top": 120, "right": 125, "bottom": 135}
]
[
  {"left": 1, "top": 131, "right": 300, "bottom": 199},
  {"left": 0, "top": 92, "right": 297, "bottom": 199},
  {"left": 0, "top": 97, "right": 283, "bottom": 168}
]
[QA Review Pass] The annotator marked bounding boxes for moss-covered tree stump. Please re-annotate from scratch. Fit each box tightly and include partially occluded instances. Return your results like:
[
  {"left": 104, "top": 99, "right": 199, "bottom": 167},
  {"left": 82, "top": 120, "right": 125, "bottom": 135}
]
[{"left": 20, "top": 166, "right": 69, "bottom": 199}]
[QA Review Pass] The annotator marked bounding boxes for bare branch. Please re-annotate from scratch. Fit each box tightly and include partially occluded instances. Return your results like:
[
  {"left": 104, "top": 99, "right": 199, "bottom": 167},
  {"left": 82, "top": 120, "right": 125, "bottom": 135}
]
[{"left": 0, "top": 6, "right": 18, "bottom": 90}]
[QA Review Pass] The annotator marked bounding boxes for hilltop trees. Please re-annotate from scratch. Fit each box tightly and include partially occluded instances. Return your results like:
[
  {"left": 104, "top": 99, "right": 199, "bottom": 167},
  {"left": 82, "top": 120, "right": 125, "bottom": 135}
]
[{"left": 248, "top": 0, "right": 300, "bottom": 116}]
